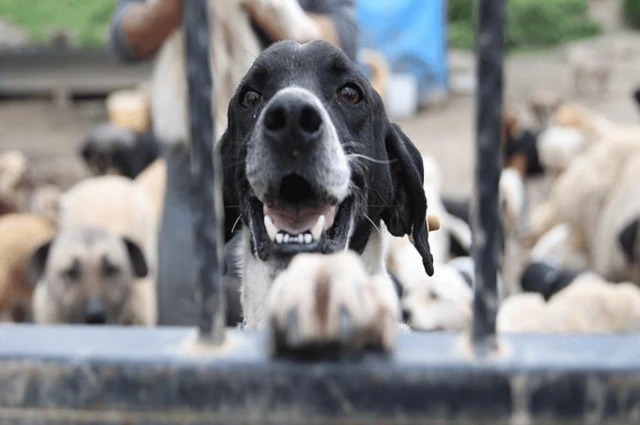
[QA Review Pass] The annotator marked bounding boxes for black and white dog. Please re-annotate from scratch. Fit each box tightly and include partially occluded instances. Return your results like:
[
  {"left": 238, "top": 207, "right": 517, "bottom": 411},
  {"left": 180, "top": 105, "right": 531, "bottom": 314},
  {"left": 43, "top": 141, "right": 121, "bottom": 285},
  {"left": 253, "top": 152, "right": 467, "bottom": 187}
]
[
  {"left": 219, "top": 40, "right": 434, "bottom": 345},
  {"left": 80, "top": 123, "right": 160, "bottom": 179}
]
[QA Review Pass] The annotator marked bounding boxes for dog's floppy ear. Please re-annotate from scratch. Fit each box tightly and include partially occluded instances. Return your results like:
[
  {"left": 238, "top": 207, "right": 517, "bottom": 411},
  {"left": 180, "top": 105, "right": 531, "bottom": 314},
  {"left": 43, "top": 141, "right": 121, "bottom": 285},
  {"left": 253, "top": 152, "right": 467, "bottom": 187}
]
[
  {"left": 79, "top": 139, "right": 94, "bottom": 162},
  {"left": 122, "top": 237, "right": 148, "bottom": 278},
  {"left": 381, "top": 123, "right": 434, "bottom": 276},
  {"left": 112, "top": 146, "right": 135, "bottom": 178},
  {"left": 618, "top": 218, "right": 639, "bottom": 263},
  {"left": 26, "top": 240, "right": 53, "bottom": 286},
  {"left": 216, "top": 129, "right": 242, "bottom": 244}
]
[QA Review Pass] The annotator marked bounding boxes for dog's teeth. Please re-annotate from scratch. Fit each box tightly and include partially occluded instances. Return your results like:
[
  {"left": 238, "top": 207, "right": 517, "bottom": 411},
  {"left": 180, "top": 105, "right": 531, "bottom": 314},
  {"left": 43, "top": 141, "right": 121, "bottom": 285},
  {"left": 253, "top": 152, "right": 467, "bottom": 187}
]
[
  {"left": 311, "top": 215, "right": 325, "bottom": 241},
  {"left": 283, "top": 233, "right": 290, "bottom": 243},
  {"left": 264, "top": 215, "right": 278, "bottom": 241},
  {"left": 275, "top": 233, "right": 284, "bottom": 244},
  {"left": 304, "top": 233, "right": 312, "bottom": 244}
]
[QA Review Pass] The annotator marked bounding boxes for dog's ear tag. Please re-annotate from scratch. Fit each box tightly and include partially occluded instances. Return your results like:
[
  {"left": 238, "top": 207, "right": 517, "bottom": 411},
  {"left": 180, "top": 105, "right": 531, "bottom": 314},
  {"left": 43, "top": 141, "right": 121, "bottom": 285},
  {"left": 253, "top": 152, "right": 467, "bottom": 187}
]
[{"left": 426, "top": 215, "right": 440, "bottom": 232}]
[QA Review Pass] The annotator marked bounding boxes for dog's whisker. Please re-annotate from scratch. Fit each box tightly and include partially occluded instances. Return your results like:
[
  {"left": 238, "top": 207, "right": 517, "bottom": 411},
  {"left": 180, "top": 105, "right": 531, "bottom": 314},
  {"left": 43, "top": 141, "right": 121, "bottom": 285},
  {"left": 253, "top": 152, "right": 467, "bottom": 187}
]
[
  {"left": 364, "top": 214, "right": 381, "bottom": 236},
  {"left": 369, "top": 186, "right": 392, "bottom": 209},
  {"left": 230, "top": 215, "right": 242, "bottom": 234},
  {"left": 347, "top": 154, "right": 394, "bottom": 165}
]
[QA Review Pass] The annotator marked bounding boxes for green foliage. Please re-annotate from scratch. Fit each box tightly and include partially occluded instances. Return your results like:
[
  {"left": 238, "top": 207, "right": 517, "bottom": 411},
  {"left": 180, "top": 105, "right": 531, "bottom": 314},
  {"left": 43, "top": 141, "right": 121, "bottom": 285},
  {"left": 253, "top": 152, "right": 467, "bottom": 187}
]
[
  {"left": 448, "top": 0, "right": 601, "bottom": 50},
  {"left": 623, "top": 0, "right": 640, "bottom": 29},
  {"left": 0, "top": 0, "right": 119, "bottom": 47},
  {"left": 448, "top": 0, "right": 475, "bottom": 24}
]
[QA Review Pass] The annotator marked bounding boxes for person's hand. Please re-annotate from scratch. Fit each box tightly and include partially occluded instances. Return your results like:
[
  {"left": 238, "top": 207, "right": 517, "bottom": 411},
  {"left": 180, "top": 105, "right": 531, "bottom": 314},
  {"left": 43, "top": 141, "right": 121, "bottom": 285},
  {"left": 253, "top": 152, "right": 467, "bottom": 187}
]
[{"left": 242, "top": 0, "right": 339, "bottom": 46}]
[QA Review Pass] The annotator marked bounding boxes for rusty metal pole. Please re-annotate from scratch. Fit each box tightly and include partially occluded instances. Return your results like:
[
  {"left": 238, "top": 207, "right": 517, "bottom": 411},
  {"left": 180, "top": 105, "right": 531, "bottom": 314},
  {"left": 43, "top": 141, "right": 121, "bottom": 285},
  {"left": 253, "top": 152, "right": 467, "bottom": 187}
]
[
  {"left": 182, "top": 0, "right": 226, "bottom": 343},
  {"left": 471, "top": 0, "right": 505, "bottom": 355}
]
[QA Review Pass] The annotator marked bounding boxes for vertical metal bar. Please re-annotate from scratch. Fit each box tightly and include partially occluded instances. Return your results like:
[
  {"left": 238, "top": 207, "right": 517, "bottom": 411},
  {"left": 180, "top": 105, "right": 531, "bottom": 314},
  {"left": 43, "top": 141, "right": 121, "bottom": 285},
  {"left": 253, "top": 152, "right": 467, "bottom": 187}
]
[
  {"left": 182, "top": 0, "right": 226, "bottom": 343},
  {"left": 471, "top": 0, "right": 505, "bottom": 354}
]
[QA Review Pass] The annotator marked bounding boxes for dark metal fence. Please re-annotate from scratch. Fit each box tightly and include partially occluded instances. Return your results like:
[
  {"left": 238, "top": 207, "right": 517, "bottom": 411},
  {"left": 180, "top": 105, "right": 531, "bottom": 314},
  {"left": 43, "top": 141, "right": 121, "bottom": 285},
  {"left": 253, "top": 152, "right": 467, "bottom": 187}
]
[
  {"left": 471, "top": 0, "right": 505, "bottom": 356},
  {"left": 183, "top": 0, "right": 226, "bottom": 343},
  {"left": 2, "top": 1, "right": 640, "bottom": 424}
]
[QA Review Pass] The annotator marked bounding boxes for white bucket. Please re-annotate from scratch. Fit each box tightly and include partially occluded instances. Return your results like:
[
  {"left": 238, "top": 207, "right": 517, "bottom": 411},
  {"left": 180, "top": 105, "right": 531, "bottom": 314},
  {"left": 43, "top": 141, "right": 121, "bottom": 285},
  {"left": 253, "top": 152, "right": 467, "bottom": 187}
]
[{"left": 386, "top": 73, "right": 418, "bottom": 119}]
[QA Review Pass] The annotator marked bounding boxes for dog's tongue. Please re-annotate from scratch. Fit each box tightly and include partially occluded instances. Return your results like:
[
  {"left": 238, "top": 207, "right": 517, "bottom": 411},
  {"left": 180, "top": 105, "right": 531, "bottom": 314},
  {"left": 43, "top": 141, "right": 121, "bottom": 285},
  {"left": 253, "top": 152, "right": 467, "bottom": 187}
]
[{"left": 264, "top": 204, "right": 336, "bottom": 235}]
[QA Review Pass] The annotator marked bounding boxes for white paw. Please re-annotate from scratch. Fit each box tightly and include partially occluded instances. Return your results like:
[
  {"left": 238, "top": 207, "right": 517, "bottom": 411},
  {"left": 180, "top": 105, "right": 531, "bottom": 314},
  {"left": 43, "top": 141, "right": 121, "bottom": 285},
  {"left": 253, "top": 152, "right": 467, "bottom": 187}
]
[{"left": 268, "top": 251, "right": 400, "bottom": 357}]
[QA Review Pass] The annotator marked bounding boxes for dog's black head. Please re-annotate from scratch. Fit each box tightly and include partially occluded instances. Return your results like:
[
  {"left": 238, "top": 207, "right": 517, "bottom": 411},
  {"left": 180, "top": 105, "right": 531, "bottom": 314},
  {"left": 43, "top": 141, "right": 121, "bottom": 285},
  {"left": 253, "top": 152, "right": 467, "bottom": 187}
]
[
  {"left": 79, "top": 123, "right": 159, "bottom": 179},
  {"left": 219, "top": 40, "right": 434, "bottom": 275},
  {"left": 520, "top": 261, "right": 584, "bottom": 301}
]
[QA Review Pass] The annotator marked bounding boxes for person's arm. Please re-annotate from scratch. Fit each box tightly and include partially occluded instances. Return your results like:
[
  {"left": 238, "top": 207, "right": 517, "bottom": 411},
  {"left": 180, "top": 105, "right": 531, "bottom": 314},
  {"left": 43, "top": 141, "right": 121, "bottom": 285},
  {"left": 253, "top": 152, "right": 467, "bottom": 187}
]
[
  {"left": 109, "top": 0, "right": 182, "bottom": 62},
  {"left": 242, "top": 0, "right": 359, "bottom": 61}
]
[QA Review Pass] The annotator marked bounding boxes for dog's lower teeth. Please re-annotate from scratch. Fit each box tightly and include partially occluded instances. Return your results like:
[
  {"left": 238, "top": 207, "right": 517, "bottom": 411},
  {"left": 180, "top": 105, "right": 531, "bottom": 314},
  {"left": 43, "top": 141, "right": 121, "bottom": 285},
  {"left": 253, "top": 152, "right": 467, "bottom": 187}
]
[
  {"left": 272, "top": 231, "right": 316, "bottom": 245},
  {"left": 266, "top": 213, "right": 327, "bottom": 246}
]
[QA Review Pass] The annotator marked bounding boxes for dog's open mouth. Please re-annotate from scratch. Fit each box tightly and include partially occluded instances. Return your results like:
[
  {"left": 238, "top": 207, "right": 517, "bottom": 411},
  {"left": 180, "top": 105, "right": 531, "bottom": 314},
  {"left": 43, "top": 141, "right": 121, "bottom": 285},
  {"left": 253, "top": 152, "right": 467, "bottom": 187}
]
[
  {"left": 264, "top": 204, "right": 335, "bottom": 246},
  {"left": 257, "top": 174, "right": 348, "bottom": 254}
]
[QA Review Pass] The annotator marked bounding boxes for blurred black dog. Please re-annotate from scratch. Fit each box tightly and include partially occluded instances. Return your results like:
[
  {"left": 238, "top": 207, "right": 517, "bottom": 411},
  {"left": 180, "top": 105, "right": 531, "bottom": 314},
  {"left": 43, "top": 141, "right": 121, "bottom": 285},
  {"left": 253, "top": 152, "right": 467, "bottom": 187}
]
[
  {"left": 520, "top": 261, "right": 586, "bottom": 301},
  {"left": 634, "top": 87, "right": 640, "bottom": 113},
  {"left": 80, "top": 123, "right": 160, "bottom": 179}
]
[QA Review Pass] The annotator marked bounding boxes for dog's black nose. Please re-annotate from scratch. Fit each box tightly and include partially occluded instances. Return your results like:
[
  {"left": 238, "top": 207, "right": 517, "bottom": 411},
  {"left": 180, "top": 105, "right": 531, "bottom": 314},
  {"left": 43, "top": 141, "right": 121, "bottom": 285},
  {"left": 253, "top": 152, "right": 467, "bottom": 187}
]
[
  {"left": 84, "top": 298, "right": 107, "bottom": 325},
  {"left": 263, "top": 94, "right": 323, "bottom": 150},
  {"left": 402, "top": 308, "right": 412, "bottom": 323}
]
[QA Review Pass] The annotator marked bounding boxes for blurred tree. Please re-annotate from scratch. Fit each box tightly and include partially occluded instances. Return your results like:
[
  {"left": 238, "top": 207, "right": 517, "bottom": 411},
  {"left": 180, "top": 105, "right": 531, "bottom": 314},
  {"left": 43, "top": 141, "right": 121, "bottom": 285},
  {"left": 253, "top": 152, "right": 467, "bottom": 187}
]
[
  {"left": 623, "top": 0, "right": 640, "bottom": 29},
  {"left": 0, "top": 0, "right": 118, "bottom": 48},
  {"left": 447, "top": 0, "right": 600, "bottom": 50}
]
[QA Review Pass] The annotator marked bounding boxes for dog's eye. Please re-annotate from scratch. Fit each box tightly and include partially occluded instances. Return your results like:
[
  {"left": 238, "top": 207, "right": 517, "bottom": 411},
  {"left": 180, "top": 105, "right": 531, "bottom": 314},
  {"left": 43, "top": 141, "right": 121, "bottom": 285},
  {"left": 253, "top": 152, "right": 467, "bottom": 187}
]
[
  {"left": 241, "top": 90, "right": 262, "bottom": 109},
  {"left": 337, "top": 85, "right": 362, "bottom": 105},
  {"left": 101, "top": 257, "right": 120, "bottom": 278},
  {"left": 63, "top": 260, "right": 81, "bottom": 282}
]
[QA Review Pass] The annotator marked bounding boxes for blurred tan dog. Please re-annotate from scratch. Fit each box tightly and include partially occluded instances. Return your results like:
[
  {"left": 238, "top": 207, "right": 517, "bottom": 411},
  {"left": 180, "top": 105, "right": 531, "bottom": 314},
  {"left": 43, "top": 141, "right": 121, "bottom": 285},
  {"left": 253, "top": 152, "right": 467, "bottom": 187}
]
[
  {"left": 528, "top": 89, "right": 562, "bottom": 127},
  {"left": 536, "top": 103, "right": 615, "bottom": 177},
  {"left": 0, "top": 150, "right": 32, "bottom": 215},
  {"left": 530, "top": 131, "right": 640, "bottom": 249},
  {"left": 0, "top": 150, "right": 83, "bottom": 223},
  {"left": 133, "top": 159, "right": 166, "bottom": 228},
  {"left": 498, "top": 273, "right": 640, "bottom": 333},
  {"left": 591, "top": 152, "right": 640, "bottom": 285},
  {"left": 30, "top": 227, "right": 149, "bottom": 325},
  {"left": 56, "top": 175, "right": 158, "bottom": 325},
  {"left": 0, "top": 214, "right": 56, "bottom": 322},
  {"left": 567, "top": 45, "right": 613, "bottom": 98}
]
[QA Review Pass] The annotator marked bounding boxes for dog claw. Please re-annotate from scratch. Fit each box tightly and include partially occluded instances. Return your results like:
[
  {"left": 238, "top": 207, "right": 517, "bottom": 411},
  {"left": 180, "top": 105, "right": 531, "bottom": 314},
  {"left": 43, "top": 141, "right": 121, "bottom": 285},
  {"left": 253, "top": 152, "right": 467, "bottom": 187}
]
[
  {"left": 286, "top": 309, "right": 300, "bottom": 347},
  {"left": 338, "top": 306, "right": 352, "bottom": 343}
]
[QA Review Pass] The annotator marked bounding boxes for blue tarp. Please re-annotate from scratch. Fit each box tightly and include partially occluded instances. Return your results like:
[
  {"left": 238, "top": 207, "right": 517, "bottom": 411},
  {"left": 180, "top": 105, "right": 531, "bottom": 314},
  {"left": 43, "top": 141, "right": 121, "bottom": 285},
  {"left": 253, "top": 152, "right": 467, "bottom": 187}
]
[{"left": 357, "top": 0, "right": 448, "bottom": 104}]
